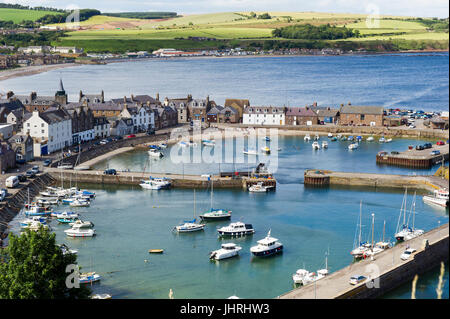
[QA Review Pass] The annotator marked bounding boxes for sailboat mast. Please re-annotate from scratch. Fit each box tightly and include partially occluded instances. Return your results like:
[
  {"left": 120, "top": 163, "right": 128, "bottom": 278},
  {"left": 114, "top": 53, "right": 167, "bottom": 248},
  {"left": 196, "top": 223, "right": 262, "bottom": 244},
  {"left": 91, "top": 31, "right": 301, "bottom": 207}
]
[
  {"left": 210, "top": 178, "right": 213, "bottom": 210},
  {"left": 194, "top": 189, "right": 196, "bottom": 218},
  {"left": 412, "top": 192, "right": 416, "bottom": 231},
  {"left": 371, "top": 213, "right": 375, "bottom": 252},
  {"left": 383, "top": 220, "right": 386, "bottom": 242},
  {"left": 359, "top": 201, "right": 362, "bottom": 245}
]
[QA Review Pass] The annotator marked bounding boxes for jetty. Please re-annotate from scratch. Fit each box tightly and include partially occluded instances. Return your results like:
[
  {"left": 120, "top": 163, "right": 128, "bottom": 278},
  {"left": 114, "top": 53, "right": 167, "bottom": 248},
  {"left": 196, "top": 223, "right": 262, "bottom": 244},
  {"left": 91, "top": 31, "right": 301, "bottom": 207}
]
[
  {"left": 46, "top": 168, "right": 276, "bottom": 190},
  {"left": 376, "top": 144, "right": 448, "bottom": 168},
  {"left": 304, "top": 169, "right": 449, "bottom": 193},
  {"left": 279, "top": 223, "right": 449, "bottom": 299}
]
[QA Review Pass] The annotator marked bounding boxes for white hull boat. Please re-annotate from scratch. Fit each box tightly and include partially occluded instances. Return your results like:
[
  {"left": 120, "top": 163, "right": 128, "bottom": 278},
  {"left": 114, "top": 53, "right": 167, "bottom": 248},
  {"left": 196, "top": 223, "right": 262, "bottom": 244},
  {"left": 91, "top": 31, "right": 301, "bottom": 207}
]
[
  {"left": 312, "top": 141, "right": 320, "bottom": 150},
  {"left": 248, "top": 182, "right": 272, "bottom": 193},
  {"left": 148, "top": 149, "right": 164, "bottom": 158},
  {"left": 217, "top": 221, "right": 254, "bottom": 237},
  {"left": 243, "top": 149, "right": 258, "bottom": 155},
  {"left": 79, "top": 272, "right": 101, "bottom": 284},
  {"left": 304, "top": 135, "right": 311, "bottom": 142},
  {"left": 174, "top": 221, "right": 205, "bottom": 232},
  {"left": 348, "top": 143, "right": 359, "bottom": 150},
  {"left": 140, "top": 180, "right": 163, "bottom": 190},
  {"left": 321, "top": 141, "right": 328, "bottom": 149},
  {"left": 210, "top": 243, "right": 242, "bottom": 260},
  {"left": 69, "top": 219, "right": 94, "bottom": 228},
  {"left": 423, "top": 189, "right": 449, "bottom": 208},
  {"left": 69, "top": 199, "right": 90, "bottom": 207},
  {"left": 64, "top": 227, "right": 96, "bottom": 237},
  {"left": 250, "top": 230, "right": 283, "bottom": 257}
]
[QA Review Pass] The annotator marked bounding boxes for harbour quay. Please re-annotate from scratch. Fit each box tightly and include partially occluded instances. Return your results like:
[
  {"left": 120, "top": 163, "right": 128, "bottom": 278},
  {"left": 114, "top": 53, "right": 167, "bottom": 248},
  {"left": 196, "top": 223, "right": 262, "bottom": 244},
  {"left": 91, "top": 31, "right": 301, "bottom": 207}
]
[
  {"left": 304, "top": 169, "right": 449, "bottom": 193},
  {"left": 278, "top": 223, "right": 449, "bottom": 299},
  {"left": 46, "top": 168, "right": 276, "bottom": 190},
  {"left": 376, "top": 144, "right": 449, "bottom": 169}
]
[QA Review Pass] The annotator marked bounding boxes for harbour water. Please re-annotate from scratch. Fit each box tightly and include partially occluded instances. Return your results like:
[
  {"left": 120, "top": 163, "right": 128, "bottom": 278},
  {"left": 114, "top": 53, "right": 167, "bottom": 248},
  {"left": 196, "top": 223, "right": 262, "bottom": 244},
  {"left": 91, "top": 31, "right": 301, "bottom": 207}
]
[
  {"left": 10, "top": 136, "right": 449, "bottom": 299},
  {"left": 0, "top": 53, "right": 448, "bottom": 112}
]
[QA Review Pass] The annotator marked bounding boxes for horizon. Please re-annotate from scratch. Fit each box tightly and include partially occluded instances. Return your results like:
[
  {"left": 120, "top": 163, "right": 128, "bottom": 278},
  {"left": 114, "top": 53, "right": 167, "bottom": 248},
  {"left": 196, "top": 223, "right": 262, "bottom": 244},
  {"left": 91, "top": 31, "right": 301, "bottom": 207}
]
[{"left": 0, "top": 0, "right": 449, "bottom": 19}]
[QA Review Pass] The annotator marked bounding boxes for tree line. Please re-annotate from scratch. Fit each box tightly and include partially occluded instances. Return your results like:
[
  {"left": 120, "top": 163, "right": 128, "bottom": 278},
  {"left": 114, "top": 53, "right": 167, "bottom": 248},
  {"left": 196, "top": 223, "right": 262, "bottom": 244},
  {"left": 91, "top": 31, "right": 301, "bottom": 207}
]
[{"left": 272, "top": 24, "right": 360, "bottom": 40}]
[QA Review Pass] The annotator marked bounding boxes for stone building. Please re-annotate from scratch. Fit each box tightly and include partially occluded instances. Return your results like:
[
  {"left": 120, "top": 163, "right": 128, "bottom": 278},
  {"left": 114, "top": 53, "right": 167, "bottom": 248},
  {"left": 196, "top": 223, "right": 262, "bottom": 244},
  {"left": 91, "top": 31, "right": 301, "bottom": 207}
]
[
  {"left": 224, "top": 99, "right": 250, "bottom": 122},
  {"left": 285, "top": 107, "right": 318, "bottom": 125},
  {"left": 8, "top": 133, "right": 34, "bottom": 162},
  {"left": 339, "top": 105, "right": 385, "bottom": 126},
  {"left": 218, "top": 105, "right": 239, "bottom": 123},
  {"left": 164, "top": 95, "right": 192, "bottom": 124},
  {"left": 187, "top": 97, "right": 215, "bottom": 123},
  {"left": 206, "top": 105, "right": 224, "bottom": 123},
  {"left": 65, "top": 105, "right": 95, "bottom": 144},
  {"left": 0, "top": 141, "right": 16, "bottom": 173}
]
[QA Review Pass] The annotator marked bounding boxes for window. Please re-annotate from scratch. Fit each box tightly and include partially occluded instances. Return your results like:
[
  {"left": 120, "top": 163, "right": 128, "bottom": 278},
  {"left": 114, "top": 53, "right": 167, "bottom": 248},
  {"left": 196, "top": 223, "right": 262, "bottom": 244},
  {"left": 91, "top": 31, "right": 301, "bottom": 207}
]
[
  {"left": 360, "top": 114, "right": 365, "bottom": 120},
  {"left": 41, "top": 130, "right": 44, "bottom": 134},
  {"left": 41, "top": 123, "right": 44, "bottom": 127}
]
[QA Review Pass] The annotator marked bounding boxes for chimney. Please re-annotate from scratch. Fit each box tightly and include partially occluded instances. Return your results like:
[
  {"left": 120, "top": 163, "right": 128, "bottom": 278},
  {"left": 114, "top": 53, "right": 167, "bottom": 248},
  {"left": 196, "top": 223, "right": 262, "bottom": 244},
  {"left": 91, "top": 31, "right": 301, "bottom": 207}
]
[
  {"left": 123, "top": 96, "right": 127, "bottom": 103},
  {"left": 327, "top": 106, "right": 330, "bottom": 110},
  {"left": 206, "top": 95, "right": 210, "bottom": 104},
  {"left": 79, "top": 90, "right": 83, "bottom": 102},
  {"left": 348, "top": 102, "right": 351, "bottom": 105},
  {"left": 340, "top": 103, "right": 344, "bottom": 107},
  {"left": 156, "top": 93, "right": 159, "bottom": 101},
  {"left": 131, "top": 94, "right": 135, "bottom": 102},
  {"left": 6, "top": 91, "right": 14, "bottom": 99},
  {"left": 31, "top": 92, "right": 37, "bottom": 100},
  {"left": 187, "top": 94, "right": 192, "bottom": 102},
  {"left": 313, "top": 101, "right": 317, "bottom": 107}
]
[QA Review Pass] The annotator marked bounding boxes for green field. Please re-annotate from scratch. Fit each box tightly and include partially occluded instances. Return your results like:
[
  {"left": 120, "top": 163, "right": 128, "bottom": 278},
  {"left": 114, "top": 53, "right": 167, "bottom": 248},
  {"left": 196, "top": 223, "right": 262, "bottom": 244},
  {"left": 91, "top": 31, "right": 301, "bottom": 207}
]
[
  {"left": 48, "top": 12, "right": 448, "bottom": 53},
  {"left": 0, "top": 8, "right": 61, "bottom": 23}
]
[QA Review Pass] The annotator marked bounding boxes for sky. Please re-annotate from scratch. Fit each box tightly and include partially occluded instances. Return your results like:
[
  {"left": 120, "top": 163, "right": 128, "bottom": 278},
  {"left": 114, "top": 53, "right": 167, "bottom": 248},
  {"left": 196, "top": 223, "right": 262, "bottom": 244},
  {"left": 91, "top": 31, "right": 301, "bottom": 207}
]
[{"left": 1, "top": 0, "right": 449, "bottom": 18}]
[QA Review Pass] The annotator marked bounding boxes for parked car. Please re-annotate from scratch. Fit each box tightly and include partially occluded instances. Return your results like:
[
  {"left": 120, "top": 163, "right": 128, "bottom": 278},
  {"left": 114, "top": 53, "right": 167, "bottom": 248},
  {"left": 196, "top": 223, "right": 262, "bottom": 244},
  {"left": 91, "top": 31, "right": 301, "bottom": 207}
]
[
  {"left": 116, "top": 136, "right": 123, "bottom": 140},
  {"left": 391, "top": 151, "right": 399, "bottom": 155},
  {"left": 408, "top": 124, "right": 416, "bottom": 129},
  {"left": 423, "top": 143, "right": 432, "bottom": 149},
  {"left": 31, "top": 166, "right": 39, "bottom": 174},
  {"left": 16, "top": 159, "right": 26, "bottom": 165},
  {"left": 400, "top": 248, "right": 416, "bottom": 260},
  {"left": 146, "top": 129, "right": 155, "bottom": 135},
  {"left": 43, "top": 159, "right": 52, "bottom": 167},
  {"left": 126, "top": 134, "right": 136, "bottom": 139},
  {"left": 349, "top": 275, "right": 367, "bottom": 285},
  {"left": 415, "top": 145, "right": 425, "bottom": 150},
  {"left": 25, "top": 170, "right": 35, "bottom": 178},
  {"left": 436, "top": 140, "right": 445, "bottom": 146},
  {"left": 0, "top": 188, "right": 8, "bottom": 201},
  {"left": 104, "top": 169, "right": 117, "bottom": 175},
  {"left": 100, "top": 139, "right": 108, "bottom": 145},
  {"left": 431, "top": 150, "right": 441, "bottom": 156},
  {"left": 17, "top": 174, "right": 27, "bottom": 182}
]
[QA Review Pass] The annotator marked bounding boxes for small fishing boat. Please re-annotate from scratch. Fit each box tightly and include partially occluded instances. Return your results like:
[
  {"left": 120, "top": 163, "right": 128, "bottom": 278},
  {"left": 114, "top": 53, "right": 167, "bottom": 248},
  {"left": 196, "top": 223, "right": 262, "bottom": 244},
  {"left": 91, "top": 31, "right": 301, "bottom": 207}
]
[
  {"left": 59, "top": 244, "right": 78, "bottom": 255},
  {"left": 260, "top": 146, "right": 271, "bottom": 154},
  {"left": 292, "top": 269, "right": 310, "bottom": 284},
  {"left": 79, "top": 272, "right": 101, "bottom": 284},
  {"left": 54, "top": 211, "right": 79, "bottom": 219},
  {"left": 159, "top": 143, "right": 168, "bottom": 149},
  {"left": 20, "top": 216, "right": 47, "bottom": 228},
  {"left": 379, "top": 137, "right": 386, "bottom": 143},
  {"left": 69, "top": 199, "right": 90, "bottom": 207},
  {"left": 24, "top": 206, "right": 52, "bottom": 217},
  {"left": 250, "top": 230, "right": 283, "bottom": 257},
  {"left": 321, "top": 141, "right": 328, "bottom": 149},
  {"left": 148, "top": 149, "right": 164, "bottom": 158},
  {"left": 348, "top": 143, "right": 359, "bottom": 150},
  {"left": 69, "top": 219, "right": 94, "bottom": 229},
  {"left": 423, "top": 188, "right": 449, "bottom": 208},
  {"left": 331, "top": 136, "right": 338, "bottom": 141},
  {"left": 217, "top": 221, "right": 255, "bottom": 237},
  {"left": 328, "top": 133, "right": 333, "bottom": 138},
  {"left": 301, "top": 269, "right": 329, "bottom": 286},
  {"left": 22, "top": 220, "right": 50, "bottom": 231},
  {"left": 151, "top": 177, "right": 171, "bottom": 188},
  {"left": 210, "top": 243, "right": 242, "bottom": 261},
  {"left": 385, "top": 138, "right": 393, "bottom": 143},
  {"left": 248, "top": 182, "right": 273, "bottom": 193},
  {"left": 356, "top": 136, "right": 363, "bottom": 142},
  {"left": 314, "top": 134, "right": 320, "bottom": 141},
  {"left": 367, "top": 136, "right": 374, "bottom": 142},
  {"left": 174, "top": 219, "right": 205, "bottom": 233},
  {"left": 149, "top": 249, "right": 164, "bottom": 254},
  {"left": 304, "top": 134, "right": 311, "bottom": 142},
  {"left": 64, "top": 227, "right": 96, "bottom": 237},
  {"left": 263, "top": 136, "right": 271, "bottom": 142},
  {"left": 36, "top": 197, "right": 60, "bottom": 205},
  {"left": 243, "top": 149, "right": 258, "bottom": 155},
  {"left": 57, "top": 217, "right": 79, "bottom": 224},
  {"left": 148, "top": 144, "right": 161, "bottom": 151},
  {"left": 140, "top": 179, "right": 162, "bottom": 190},
  {"left": 200, "top": 209, "right": 232, "bottom": 221},
  {"left": 202, "top": 140, "right": 216, "bottom": 147},
  {"left": 312, "top": 141, "right": 320, "bottom": 150},
  {"left": 348, "top": 136, "right": 354, "bottom": 141}
]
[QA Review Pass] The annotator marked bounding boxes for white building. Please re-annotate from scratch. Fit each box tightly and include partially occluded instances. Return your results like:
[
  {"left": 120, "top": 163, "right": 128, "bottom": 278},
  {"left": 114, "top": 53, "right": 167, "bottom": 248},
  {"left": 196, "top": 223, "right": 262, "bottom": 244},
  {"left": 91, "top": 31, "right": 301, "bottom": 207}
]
[
  {"left": 51, "top": 46, "right": 84, "bottom": 54},
  {"left": 120, "top": 105, "right": 154, "bottom": 132},
  {"left": 22, "top": 109, "right": 72, "bottom": 156},
  {"left": 243, "top": 106, "right": 286, "bottom": 126},
  {"left": 94, "top": 117, "right": 111, "bottom": 138}
]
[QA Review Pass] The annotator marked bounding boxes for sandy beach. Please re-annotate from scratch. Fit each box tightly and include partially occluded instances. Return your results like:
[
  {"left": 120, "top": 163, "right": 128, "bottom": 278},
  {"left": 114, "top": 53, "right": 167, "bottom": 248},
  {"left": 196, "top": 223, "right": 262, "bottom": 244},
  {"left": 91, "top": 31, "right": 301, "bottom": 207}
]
[{"left": 0, "top": 63, "right": 80, "bottom": 82}]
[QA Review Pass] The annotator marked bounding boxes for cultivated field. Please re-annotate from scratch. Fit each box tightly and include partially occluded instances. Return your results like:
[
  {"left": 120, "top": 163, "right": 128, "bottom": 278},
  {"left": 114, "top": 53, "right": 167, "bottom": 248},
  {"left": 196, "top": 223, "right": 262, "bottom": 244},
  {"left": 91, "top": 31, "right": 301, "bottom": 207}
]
[{"left": 0, "top": 8, "right": 61, "bottom": 23}]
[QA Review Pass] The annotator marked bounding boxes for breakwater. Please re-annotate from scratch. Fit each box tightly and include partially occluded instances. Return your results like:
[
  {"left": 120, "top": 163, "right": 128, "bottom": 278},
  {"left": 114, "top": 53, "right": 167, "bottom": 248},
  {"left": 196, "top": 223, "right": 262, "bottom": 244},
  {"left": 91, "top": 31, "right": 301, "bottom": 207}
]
[
  {"left": 46, "top": 168, "right": 276, "bottom": 190},
  {"left": 279, "top": 223, "right": 449, "bottom": 299},
  {"left": 0, "top": 173, "right": 56, "bottom": 237},
  {"left": 376, "top": 144, "right": 449, "bottom": 169},
  {"left": 212, "top": 123, "right": 449, "bottom": 140},
  {"left": 304, "top": 169, "right": 448, "bottom": 192}
]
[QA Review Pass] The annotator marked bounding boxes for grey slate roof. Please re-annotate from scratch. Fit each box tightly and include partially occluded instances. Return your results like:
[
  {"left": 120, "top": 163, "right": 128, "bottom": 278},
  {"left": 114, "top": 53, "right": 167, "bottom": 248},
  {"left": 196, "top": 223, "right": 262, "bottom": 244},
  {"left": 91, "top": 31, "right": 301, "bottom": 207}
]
[{"left": 340, "top": 105, "right": 384, "bottom": 115}]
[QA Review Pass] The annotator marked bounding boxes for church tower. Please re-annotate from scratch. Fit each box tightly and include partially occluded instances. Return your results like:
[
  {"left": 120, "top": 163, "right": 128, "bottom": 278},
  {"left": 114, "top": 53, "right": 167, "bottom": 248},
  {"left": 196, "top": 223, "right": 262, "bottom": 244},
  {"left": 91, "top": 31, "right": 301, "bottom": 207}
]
[{"left": 55, "top": 78, "right": 68, "bottom": 105}]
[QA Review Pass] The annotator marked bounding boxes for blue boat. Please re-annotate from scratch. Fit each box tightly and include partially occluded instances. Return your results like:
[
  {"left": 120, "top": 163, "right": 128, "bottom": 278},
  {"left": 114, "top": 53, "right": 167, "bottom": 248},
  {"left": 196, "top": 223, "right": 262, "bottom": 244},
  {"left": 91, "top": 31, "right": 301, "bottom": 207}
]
[
  {"left": 149, "top": 145, "right": 161, "bottom": 151},
  {"left": 348, "top": 136, "right": 354, "bottom": 141},
  {"left": 263, "top": 137, "right": 271, "bottom": 142},
  {"left": 57, "top": 217, "right": 78, "bottom": 223},
  {"left": 25, "top": 206, "right": 51, "bottom": 216}
]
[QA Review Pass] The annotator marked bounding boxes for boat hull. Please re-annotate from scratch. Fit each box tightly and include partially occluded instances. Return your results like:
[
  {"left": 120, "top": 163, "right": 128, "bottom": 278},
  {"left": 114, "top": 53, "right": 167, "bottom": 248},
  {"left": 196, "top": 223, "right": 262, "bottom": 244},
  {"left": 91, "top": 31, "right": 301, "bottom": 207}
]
[
  {"left": 251, "top": 245, "right": 283, "bottom": 257},
  {"left": 218, "top": 230, "right": 254, "bottom": 237}
]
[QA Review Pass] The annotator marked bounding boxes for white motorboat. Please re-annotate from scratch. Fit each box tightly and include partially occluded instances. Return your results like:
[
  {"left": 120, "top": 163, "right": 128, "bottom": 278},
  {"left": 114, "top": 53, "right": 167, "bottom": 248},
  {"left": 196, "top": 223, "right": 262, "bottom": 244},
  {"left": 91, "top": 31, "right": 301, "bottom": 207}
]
[
  {"left": 22, "top": 220, "right": 49, "bottom": 231},
  {"left": 91, "top": 294, "right": 112, "bottom": 299},
  {"left": 202, "top": 140, "right": 216, "bottom": 147},
  {"left": 321, "top": 141, "right": 328, "bottom": 149},
  {"left": 379, "top": 137, "right": 386, "bottom": 143},
  {"left": 328, "top": 133, "right": 333, "bottom": 138},
  {"left": 79, "top": 272, "right": 101, "bottom": 284},
  {"left": 260, "top": 146, "right": 271, "bottom": 154},
  {"left": 209, "top": 243, "right": 242, "bottom": 260},
  {"left": 140, "top": 180, "right": 162, "bottom": 190},
  {"left": 148, "top": 149, "right": 164, "bottom": 158},
  {"left": 59, "top": 244, "right": 78, "bottom": 255},
  {"left": 69, "top": 199, "right": 90, "bottom": 207},
  {"left": 367, "top": 136, "right": 374, "bottom": 142},
  {"left": 348, "top": 143, "right": 359, "bottom": 150},
  {"left": 36, "top": 197, "right": 60, "bottom": 205},
  {"left": 20, "top": 216, "right": 47, "bottom": 228},
  {"left": 304, "top": 134, "right": 311, "bottom": 142},
  {"left": 385, "top": 138, "right": 393, "bottom": 143},
  {"left": 292, "top": 269, "right": 310, "bottom": 284},
  {"left": 69, "top": 219, "right": 94, "bottom": 229},
  {"left": 24, "top": 205, "right": 52, "bottom": 217},
  {"left": 243, "top": 149, "right": 258, "bottom": 155},
  {"left": 423, "top": 189, "right": 449, "bottom": 208},
  {"left": 248, "top": 182, "right": 273, "bottom": 193},
  {"left": 301, "top": 269, "right": 329, "bottom": 286},
  {"left": 217, "top": 221, "right": 255, "bottom": 237},
  {"left": 159, "top": 143, "right": 168, "bottom": 149},
  {"left": 54, "top": 211, "right": 79, "bottom": 219},
  {"left": 64, "top": 227, "right": 96, "bottom": 237},
  {"left": 250, "top": 230, "right": 283, "bottom": 257},
  {"left": 312, "top": 141, "right": 320, "bottom": 150},
  {"left": 314, "top": 134, "right": 320, "bottom": 141},
  {"left": 151, "top": 177, "right": 171, "bottom": 188}
]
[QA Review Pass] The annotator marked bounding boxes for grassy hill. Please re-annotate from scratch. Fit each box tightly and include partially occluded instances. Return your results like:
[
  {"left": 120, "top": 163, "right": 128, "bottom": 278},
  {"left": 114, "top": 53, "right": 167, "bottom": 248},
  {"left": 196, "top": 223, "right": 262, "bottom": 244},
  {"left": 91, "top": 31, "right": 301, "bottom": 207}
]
[
  {"left": 0, "top": 8, "right": 61, "bottom": 23},
  {"left": 48, "top": 11, "right": 448, "bottom": 53}
]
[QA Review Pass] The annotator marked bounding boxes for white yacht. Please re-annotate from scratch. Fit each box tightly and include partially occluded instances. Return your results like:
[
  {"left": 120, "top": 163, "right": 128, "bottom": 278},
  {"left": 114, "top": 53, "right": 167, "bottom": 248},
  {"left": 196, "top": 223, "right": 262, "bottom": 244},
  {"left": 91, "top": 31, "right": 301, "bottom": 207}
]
[
  {"left": 148, "top": 149, "right": 164, "bottom": 158},
  {"left": 64, "top": 227, "right": 96, "bottom": 237},
  {"left": 243, "top": 149, "right": 258, "bottom": 155},
  {"left": 69, "top": 199, "right": 90, "bottom": 207},
  {"left": 423, "top": 189, "right": 449, "bottom": 208},
  {"left": 395, "top": 190, "right": 423, "bottom": 242},
  {"left": 209, "top": 243, "right": 242, "bottom": 260},
  {"left": 174, "top": 219, "right": 205, "bottom": 233},
  {"left": 312, "top": 141, "right": 320, "bottom": 150},
  {"left": 328, "top": 133, "right": 333, "bottom": 138},
  {"left": 348, "top": 143, "right": 359, "bottom": 150},
  {"left": 217, "top": 221, "right": 255, "bottom": 237},
  {"left": 292, "top": 269, "right": 310, "bottom": 284},
  {"left": 59, "top": 244, "right": 78, "bottom": 255},
  {"left": 314, "top": 134, "right": 320, "bottom": 141},
  {"left": 79, "top": 272, "right": 101, "bottom": 284},
  {"left": 304, "top": 134, "right": 311, "bottom": 142},
  {"left": 250, "top": 230, "right": 283, "bottom": 257},
  {"left": 69, "top": 219, "right": 94, "bottom": 229},
  {"left": 321, "top": 141, "right": 328, "bottom": 149},
  {"left": 367, "top": 136, "right": 374, "bottom": 142}
]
